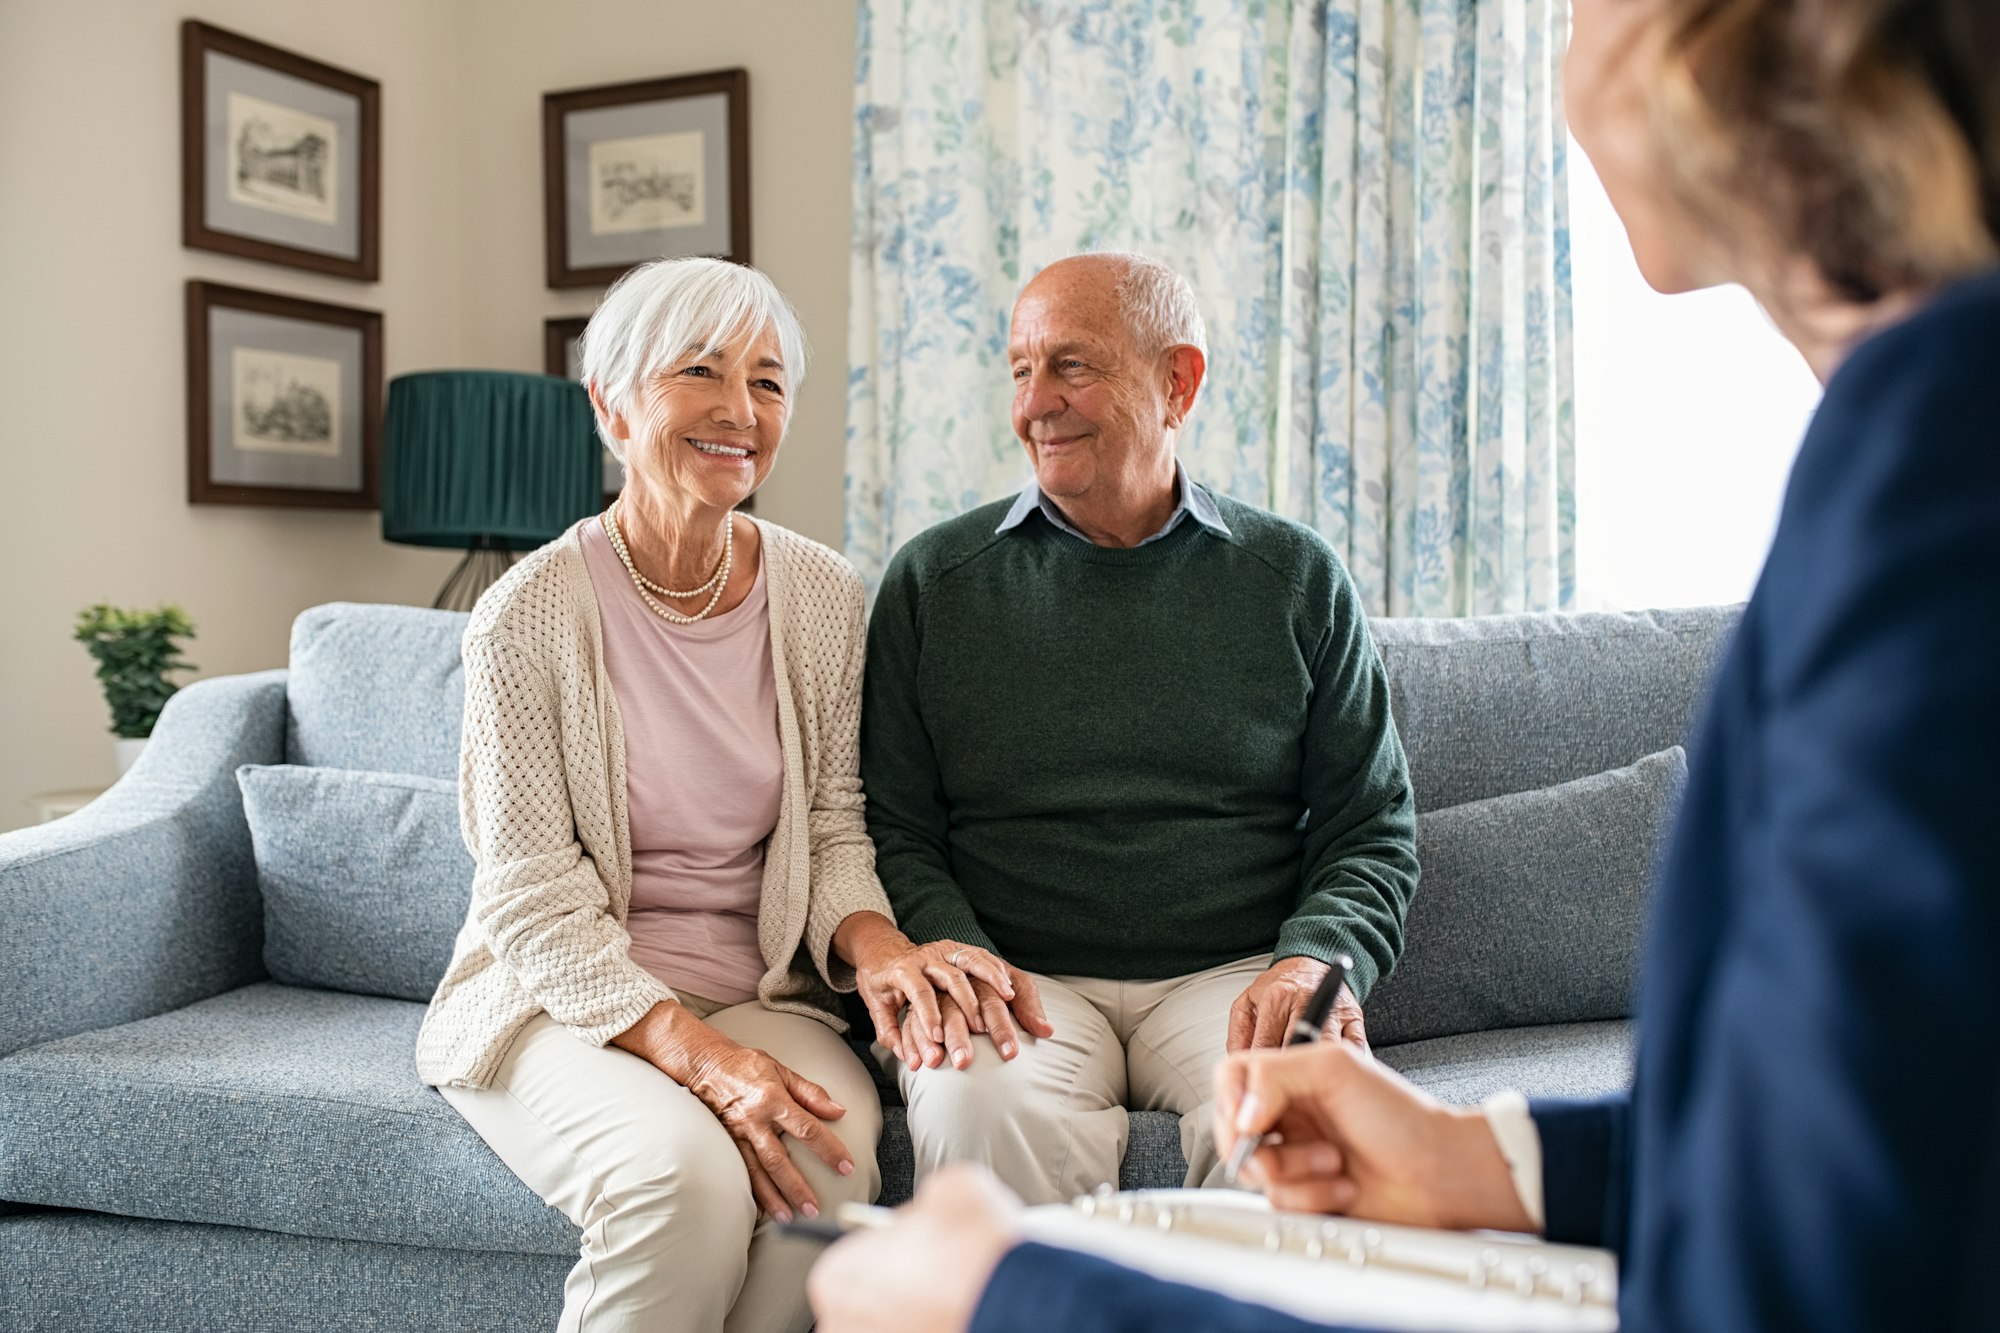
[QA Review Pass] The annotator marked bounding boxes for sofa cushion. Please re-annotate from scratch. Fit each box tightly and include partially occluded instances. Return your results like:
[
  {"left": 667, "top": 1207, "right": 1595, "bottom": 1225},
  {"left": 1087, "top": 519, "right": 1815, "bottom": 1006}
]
[
  {"left": 286, "top": 603, "right": 468, "bottom": 779},
  {"left": 0, "top": 984, "right": 575, "bottom": 1256},
  {"left": 1372, "top": 606, "right": 1731, "bottom": 810},
  {"left": 238, "top": 765, "right": 470, "bottom": 1002},
  {"left": 1380, "top": 1021, "right": 1634, "bottom": 1104},
  {"left": 1365, "top": 747, "right": 1687, "bottom": 1047}
]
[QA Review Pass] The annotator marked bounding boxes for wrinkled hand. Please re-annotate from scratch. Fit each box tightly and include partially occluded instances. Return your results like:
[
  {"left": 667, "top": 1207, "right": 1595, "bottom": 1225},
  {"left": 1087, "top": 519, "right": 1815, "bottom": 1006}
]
[
  {"left": 851, "top": 934, "right": 1018, "bottom": 1071},
  {"left": 684, "top": 1033, "right": 856, "bottom": 1224},
  {"left": 1227, "top": 956, "right": 1368, "bottom": 1052},
  {"left": 809, "top": 1165, "right": 1022, "bottom": 1333},
  {"left": 614, "top": 1001, "right": 853, "bottom": 1224},
  {"left": 1213, "top": 1041, "right": 1533, "bottom": 1232},
  {"left": 933, "top": 971, "right": 1055, "bottom": 1070}
]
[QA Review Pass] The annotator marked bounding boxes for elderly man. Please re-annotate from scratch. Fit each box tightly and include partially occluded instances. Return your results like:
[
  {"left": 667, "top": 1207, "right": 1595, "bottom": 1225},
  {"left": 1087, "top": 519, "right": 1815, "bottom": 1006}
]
[{"left": 859, "top": 252, "right": 1418, "bottom": 1203}]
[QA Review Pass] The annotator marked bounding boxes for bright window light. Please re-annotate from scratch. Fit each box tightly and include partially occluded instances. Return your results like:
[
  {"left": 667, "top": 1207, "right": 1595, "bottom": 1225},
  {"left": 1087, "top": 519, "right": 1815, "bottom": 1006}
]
[{"left": 1569, "top": 137, "right": 1824, "bottom": 611}]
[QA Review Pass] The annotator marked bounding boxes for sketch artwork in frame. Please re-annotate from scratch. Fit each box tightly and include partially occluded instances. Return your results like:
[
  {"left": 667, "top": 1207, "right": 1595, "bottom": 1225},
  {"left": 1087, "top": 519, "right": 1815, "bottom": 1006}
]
[
  {"left": 543, "top": 69, "right": 750, "bottom": 289},
  {"left": 188, "top": 282, "right": 382, "bottom": 508},
  {"left": 182, "top": 21, "right": 380, "bottom": 281}
]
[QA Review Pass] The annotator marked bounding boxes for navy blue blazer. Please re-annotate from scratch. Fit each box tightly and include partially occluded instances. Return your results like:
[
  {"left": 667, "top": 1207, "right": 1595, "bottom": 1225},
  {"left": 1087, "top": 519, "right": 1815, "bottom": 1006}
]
[{"left": 970, "top": 267, "right": 2000, "bottom": 1333}]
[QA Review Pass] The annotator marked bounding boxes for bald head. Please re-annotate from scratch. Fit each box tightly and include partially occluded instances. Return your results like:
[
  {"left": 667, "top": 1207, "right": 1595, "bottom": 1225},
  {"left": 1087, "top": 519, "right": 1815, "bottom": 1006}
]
[{"left": 1019, "top": 253, "right": 1209, "bottom": 361}]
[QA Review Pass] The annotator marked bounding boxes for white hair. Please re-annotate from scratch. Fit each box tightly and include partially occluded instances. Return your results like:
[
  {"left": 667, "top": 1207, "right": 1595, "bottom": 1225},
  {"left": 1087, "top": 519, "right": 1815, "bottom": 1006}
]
[
  {"left": 578, "top": 257, "right": 810, "bottom": 462},
  {"left": 1099, "top": 251, "right": 1208, "bottom": 359}
]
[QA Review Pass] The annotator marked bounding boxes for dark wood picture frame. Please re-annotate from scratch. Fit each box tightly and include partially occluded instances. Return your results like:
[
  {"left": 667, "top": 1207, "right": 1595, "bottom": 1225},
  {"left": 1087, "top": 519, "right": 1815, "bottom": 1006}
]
[
  {"left": 181, "top": 20, "right": 381, "bottom": 281},
  {"left": 543, "top": 316, "right": 616, "bottom": 502},
  {"left": 543, "top": 316, "right": 591, "bottom": 384},
  {"left": 187, "top": 281, "right": 383, "bottom": 508},
  {"left": 543, "top": 69, "right": 751, "bottom": 289}
]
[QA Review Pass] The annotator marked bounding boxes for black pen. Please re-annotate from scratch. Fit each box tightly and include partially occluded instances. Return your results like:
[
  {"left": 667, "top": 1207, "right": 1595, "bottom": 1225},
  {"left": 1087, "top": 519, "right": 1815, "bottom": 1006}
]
[{"left": 1222, "top": 952, "right": 1352, "bottom": 1185}]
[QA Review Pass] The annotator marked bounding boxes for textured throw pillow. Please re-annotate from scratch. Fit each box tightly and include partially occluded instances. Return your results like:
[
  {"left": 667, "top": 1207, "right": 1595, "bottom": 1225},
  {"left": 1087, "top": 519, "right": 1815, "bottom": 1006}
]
[
  {"left": 1363, "top": 746, "right": 1688, "bottom": 1048},
  {"left": 237, "top": 764, "right": 471, "bottom": 1002}
]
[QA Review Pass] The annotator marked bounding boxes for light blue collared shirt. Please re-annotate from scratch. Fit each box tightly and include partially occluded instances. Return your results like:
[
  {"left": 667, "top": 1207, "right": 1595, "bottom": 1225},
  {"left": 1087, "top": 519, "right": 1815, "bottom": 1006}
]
[{"left": 993, "top": 458, "right": 1232, "bottom": 547}]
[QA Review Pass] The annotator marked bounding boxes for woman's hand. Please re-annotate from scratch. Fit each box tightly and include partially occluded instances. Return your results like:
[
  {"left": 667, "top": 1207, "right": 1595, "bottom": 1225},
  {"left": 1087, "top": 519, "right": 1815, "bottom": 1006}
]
[
  {"left": 834, "top": 911, "right": 1047, "bottom": 1069},
  {"left": 613, "top": 1001, "right": 854, "bottom": 1223},
  {"left": 1214, "top": 1041, "right": 1534, "bottom": 1233}
]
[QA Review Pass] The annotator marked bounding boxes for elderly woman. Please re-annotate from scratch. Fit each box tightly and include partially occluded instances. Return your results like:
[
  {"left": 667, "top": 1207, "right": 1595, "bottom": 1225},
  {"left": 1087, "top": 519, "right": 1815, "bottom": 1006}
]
[{"left": 415, "top": 257, "right": 1008, "bottom": 1333}]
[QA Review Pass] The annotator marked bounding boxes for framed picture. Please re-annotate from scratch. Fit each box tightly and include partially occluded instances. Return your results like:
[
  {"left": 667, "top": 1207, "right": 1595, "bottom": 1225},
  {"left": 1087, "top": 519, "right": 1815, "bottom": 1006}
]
[
  {"left": 543, "top": 315, "right": 750, "bottom": 512},
  {"left": 181, "top": 21, "right": 380, "bottom": 281},
  {"left": 543, "top": 69, "right": 750, "bottom": 289},
  {"left": 544, "top": 316, "right": 623, "bottom": 500},
  {"left": 187, "top": 281, "right": 382, "bottom": 508}
]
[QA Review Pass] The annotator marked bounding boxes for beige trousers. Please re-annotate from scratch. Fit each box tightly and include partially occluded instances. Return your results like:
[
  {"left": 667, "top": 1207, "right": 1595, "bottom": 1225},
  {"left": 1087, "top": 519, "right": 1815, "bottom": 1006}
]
[
  {"left": 887, "top": 954, "right": 1271, "bottom": 1206},
  {"left": 441, "top": 996, "right": 881, "bottom": 1333}
]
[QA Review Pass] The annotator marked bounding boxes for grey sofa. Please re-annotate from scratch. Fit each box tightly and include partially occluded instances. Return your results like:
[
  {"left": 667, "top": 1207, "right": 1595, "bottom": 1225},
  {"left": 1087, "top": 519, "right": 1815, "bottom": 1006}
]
[{"left": 0, "top": 601, "right": 1734, "bottom": 1330}]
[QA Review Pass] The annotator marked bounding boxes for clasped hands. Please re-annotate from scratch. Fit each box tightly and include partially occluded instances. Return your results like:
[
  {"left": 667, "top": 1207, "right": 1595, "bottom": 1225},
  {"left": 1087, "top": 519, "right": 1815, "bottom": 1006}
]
[{"left": 845, "top": 926, "right": 1054, "bottom": 1072}]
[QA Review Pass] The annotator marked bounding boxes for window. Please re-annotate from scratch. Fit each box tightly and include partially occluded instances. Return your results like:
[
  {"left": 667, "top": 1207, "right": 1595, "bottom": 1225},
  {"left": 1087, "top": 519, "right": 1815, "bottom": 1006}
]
[{"left": 1569, "top": 138, "right": 1823, "bottom": 611}]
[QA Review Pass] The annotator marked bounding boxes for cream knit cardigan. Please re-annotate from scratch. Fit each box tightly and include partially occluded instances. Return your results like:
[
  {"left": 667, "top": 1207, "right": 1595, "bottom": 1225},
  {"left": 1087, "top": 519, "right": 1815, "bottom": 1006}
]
[{"left": 416, "top": 516, "right": 890, "bottom": 1090}]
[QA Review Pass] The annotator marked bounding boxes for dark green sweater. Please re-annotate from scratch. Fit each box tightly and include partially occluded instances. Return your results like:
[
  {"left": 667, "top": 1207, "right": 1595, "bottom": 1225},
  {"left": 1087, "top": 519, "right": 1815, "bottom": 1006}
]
[{"left": 860, "top": 491, "right": 1418, "bottom": 1001}]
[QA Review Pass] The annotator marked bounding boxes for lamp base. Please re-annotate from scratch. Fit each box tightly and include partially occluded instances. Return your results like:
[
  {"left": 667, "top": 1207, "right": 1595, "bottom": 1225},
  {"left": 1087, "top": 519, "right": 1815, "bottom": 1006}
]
[{"left": 435, "top": 537, "right": 516, "bottom": 612}]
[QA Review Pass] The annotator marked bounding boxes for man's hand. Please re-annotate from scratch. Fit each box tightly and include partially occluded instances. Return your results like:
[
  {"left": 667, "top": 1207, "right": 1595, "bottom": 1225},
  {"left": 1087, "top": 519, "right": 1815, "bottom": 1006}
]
[
  {"left": 1227, "top": 956, "right": 1368, "bottom": 1053},
  {"left": 896, "top": 960, "right": 1056, "bottom": 1064},
  {"left": 1214, "top": 1041, "right": 1534, "bottom": 1233},
  {"left": 809, "top": 1165, "right": 1022, "bottom": 1333}
]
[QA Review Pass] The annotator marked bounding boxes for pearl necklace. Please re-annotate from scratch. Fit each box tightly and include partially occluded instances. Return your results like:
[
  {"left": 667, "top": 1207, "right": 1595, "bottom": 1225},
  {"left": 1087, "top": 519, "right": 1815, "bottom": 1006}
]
[
  {"left": 607, "top": 499, "right": 730, "bottom": 599},
  {"left": 603, "top": 501, "right": 734, "bottom": 624}
]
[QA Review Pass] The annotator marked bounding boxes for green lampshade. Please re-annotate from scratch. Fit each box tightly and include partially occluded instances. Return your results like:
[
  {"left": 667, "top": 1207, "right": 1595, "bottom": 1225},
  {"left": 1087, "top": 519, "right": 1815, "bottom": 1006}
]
[{"left": 382, "top": 370, "right": 600, "bottom": 551}]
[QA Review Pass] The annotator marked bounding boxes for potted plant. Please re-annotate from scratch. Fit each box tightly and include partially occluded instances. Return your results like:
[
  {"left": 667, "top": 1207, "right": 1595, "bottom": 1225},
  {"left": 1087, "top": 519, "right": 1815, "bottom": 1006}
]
[{"left": 73, "top": 604, "right": 197, "bottom": 775}]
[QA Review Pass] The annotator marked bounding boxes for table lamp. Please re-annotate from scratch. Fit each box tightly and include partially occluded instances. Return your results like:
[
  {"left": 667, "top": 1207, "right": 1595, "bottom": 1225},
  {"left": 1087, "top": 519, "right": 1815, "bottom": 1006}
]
[{"left": 382, "top": 370, "right": 602, "bottom": 610}]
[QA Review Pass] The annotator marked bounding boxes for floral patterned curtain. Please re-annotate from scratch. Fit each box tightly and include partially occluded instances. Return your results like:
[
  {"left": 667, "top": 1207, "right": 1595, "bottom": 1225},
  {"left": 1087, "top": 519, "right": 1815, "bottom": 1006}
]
[{"left": 846, "top": 0, "right": 1574, "bottom": 616}]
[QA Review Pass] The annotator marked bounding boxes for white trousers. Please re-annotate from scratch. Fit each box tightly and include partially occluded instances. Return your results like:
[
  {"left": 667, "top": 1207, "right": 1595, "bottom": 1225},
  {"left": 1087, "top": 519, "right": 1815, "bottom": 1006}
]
[
  {"left": 442, "top": 997, "right": 882, "bottom": 1333},
  {"left": 887, "top": 954, "right": 1270, "bottom": 1205}
]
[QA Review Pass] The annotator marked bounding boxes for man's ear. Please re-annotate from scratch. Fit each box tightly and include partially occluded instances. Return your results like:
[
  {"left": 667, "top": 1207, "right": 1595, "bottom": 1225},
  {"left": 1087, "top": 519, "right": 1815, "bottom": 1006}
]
[{"left": 1162, "top": 345, "right": 1207, "bottom": 430}]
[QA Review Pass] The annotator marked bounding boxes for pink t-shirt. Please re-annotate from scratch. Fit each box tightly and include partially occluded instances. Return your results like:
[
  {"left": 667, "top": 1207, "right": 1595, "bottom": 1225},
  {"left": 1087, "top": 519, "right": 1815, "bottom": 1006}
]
[{"left": 579, "top": 517, "right": 782, "bottom": 1004}]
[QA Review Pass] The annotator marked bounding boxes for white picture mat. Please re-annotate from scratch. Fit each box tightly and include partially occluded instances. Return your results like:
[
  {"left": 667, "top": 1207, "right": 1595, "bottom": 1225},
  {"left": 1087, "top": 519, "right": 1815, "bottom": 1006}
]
[
  {"left": 204, "top": 50, "right": 362, "bottom": 258},
  {"left": 564, "top": 93, "right": 732, "bottom": 266},
  {"left": 208, "top": 306, "right": 364, "bottom": 491},
  {"left": 232, "top": 347, "right": 342, "bottom": 457},
  {"left": 226, "top": 90, "right": 340, "bottom": 224},
  {"left": 588, "top": 129, "right": 706, "bottom": 234}
]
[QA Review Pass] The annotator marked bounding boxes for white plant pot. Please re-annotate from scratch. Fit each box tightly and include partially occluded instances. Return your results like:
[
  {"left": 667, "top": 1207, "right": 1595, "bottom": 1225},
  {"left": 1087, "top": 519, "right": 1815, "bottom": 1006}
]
[{"left": 114, "top": 737, "right": 149, "bottom": 776}]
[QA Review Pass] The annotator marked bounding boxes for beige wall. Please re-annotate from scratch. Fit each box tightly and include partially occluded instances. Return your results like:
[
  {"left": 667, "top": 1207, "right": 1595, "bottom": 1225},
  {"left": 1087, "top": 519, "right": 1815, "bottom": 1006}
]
[{"left": 0, "top": 0, "right": 856, "bottom": 830}]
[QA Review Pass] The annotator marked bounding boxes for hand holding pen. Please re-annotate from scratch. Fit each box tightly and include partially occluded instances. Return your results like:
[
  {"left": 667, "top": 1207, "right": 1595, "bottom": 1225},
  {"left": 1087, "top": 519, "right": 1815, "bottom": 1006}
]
[
  {"left": 1222, "top": 952, "right": 1352, "bottom": 1185},
  {"left": 1213, "top": 984, "right": 1538, "bottom": 1231}
]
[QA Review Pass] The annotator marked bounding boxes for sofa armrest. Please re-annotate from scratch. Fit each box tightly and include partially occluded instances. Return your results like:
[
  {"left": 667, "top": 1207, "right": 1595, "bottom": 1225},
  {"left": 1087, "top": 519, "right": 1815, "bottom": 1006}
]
[{"left": 0, "top": 670, "right": 287, "bottom": 1058}]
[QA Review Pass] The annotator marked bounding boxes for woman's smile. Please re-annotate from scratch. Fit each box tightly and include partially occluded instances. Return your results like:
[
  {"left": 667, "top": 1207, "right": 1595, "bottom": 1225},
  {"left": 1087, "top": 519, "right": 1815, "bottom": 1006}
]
[{"left": 689, "top": 437, "right": 756, "bottom": 460}]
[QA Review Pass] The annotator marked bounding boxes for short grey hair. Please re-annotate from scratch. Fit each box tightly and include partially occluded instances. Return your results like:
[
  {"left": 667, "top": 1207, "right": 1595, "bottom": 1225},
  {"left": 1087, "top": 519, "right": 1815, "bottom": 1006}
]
[
  {"left": 578, "top": 257, "right": 810, "bottom": 462},
  {"left": 1101, "top": 251, "right": 1208, "bottom": 360}
]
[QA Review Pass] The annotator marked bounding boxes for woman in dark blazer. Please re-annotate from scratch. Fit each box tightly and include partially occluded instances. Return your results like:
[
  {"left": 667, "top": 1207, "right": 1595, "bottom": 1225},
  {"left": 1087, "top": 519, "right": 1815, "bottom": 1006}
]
[{"left": 808, "top": 1, "right": 2000, "bottom": 1330}]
